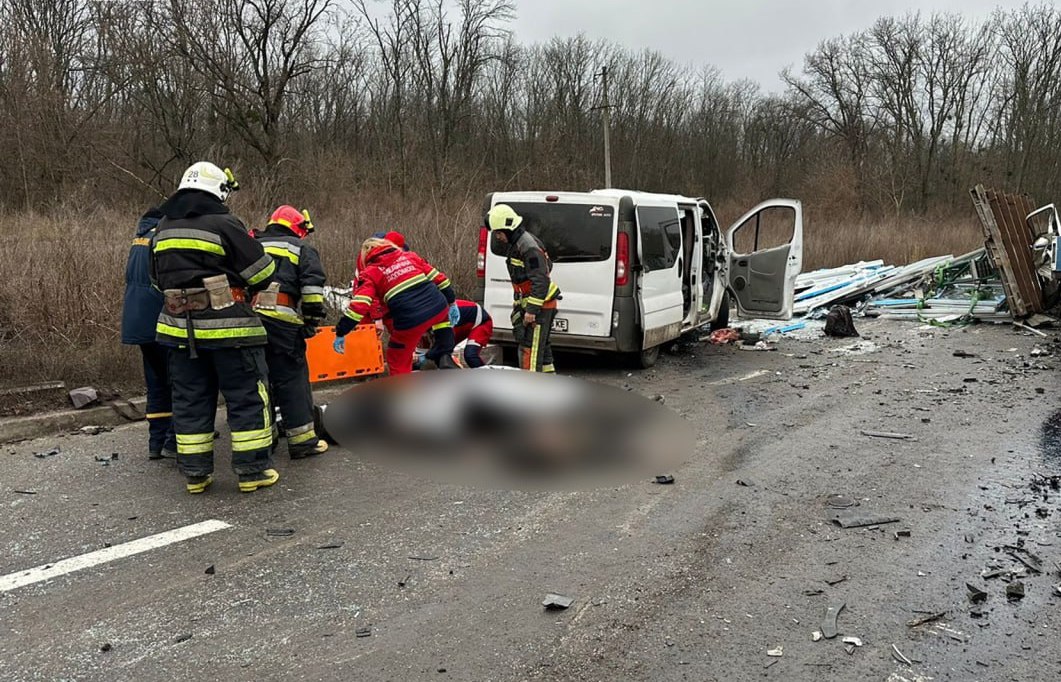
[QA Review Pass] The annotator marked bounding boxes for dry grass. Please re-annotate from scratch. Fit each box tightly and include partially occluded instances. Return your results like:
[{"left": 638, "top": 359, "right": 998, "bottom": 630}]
[{"left": 0, "top": 190, "right": 987, "bottom": 391}]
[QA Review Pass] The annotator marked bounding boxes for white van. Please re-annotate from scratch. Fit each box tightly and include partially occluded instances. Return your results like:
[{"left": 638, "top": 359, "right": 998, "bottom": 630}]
[{"left": 474, "top": 189, "right": 804, "bottom": 367}]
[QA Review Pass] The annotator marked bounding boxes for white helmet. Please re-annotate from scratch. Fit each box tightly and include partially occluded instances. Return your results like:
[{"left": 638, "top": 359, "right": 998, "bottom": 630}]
[{"left": 178, "top": 161, "right": 240, "bottom": 202}]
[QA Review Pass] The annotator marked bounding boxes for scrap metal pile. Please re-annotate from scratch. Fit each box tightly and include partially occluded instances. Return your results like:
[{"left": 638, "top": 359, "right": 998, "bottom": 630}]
[{"left": 791, "top": 185, "right": 1060, "bottom": 327}]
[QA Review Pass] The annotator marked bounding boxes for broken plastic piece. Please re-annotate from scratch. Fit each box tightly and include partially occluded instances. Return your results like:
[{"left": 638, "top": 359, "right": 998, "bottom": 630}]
[
  {"left": 1006, "top": 581, "right": 1025, "bottom": 601},
  {"left": 892, "top": 644, "right": 913, "bottom": 666},
  {"left": 966, "top": 583, "right": 988, "bottom": 603},
  {"left": 822, "top": 601, "right": 845, "bottom": 639},
  {"left": 766, "top": 646, "right": 783, "bottom": 657},
  {"left": 812, "top": 631, "right": 822, "bottom": 642},
  {"left": 654, "top": 475, "right": 675, "bottom": 484},
  {"left": 355, "top": 627, "right": 372, "bottom": 638},
  {"left": 543, "top": 593, "right": 574, "bottom": 610},
  {"left": 842, "top": 636, "right": 863, "bottom": 647},
  {"left": 860, "top": 430, "right": 915, "bottom": 441},
  {"left": 831, "top": 513, "right": 900, "bottom": 529}
]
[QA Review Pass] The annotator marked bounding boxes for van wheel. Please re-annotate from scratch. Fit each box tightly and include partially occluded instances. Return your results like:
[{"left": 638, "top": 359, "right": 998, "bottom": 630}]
[
  {"left": 711, "top": 291, "right": 731, "bottom": 331},
  {"left": 636, "top": 345, "right": 660, "bottom": 369}
]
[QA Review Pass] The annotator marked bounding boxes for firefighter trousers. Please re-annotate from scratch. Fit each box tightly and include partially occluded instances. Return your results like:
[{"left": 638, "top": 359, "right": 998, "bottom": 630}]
[
  {"left": 261, "top": 317, "right": 319, "bottom": 456},
  {"left": 169, "top": 346, "right": 274, "bottom": 477},
  {"left": 513, "top": 306, "right": 556, "bottom": 373},
  {"left": 140, "top": 342, "right": 176, "bottom": 454}
]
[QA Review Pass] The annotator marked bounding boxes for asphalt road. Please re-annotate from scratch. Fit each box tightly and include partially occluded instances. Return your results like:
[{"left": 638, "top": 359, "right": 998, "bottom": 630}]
[{"left": 1, "top": 319, "right": 1059, "bottom": 682}]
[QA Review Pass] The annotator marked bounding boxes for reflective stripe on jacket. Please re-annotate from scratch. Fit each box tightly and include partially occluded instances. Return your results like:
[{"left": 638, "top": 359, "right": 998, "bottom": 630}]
[
  {"left": 150, "top": 190, "right": 274, "bottom": 349},
  {"left": 337, "top": 245, "right": 455, "bottom": 334},
  {"left": 506, "top": 229, "right": 560, "bottom": 315},
  {"left": 253, "top": 223, "right": 327, "bottom": 326}
]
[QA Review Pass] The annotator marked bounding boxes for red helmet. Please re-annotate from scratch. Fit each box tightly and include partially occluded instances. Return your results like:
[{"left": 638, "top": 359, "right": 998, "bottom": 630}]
[
  {"left": 268, "top": 205, "right": 314, "bottom": 238},
  {"left": 384, "top": 231, "right": 407, "bottom": 250}
]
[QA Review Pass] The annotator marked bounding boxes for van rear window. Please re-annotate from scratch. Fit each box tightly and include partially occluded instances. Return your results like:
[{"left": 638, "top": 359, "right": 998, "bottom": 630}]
[{"left": 490, "top": 203, "right": 614, "bottom": 262}]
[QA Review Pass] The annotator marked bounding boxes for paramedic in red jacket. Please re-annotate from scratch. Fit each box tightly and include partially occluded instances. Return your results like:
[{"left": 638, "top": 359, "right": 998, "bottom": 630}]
[
  {"left": 430, "top": 299, "right": 493, "bottom": 368},
  {"left": 334, "top": 237, "right": 458, "bottom": 374}
]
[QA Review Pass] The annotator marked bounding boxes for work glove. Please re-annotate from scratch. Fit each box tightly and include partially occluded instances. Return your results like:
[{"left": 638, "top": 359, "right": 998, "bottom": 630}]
[
  {"left": 333, "top": 335, "right": 346, "bottom": 354},
  {"left": 448, "top": 303, "right": 460, "bottom": 327},
  {"left": 301, "top": 324, "right": 319, "bottom": 339},
  {"left": 302, "top": 302, "right": 326, "bottom": 321}
]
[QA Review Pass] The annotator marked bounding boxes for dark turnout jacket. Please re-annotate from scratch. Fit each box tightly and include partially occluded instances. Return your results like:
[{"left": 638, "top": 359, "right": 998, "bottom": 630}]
[
  {"left": 253, "top": 223, "right": 327, "bottom": 326},
  {"left": 150, "top": 190, "right": 275, "bottom": 349},
  {"left": 505, "top": 227, "right": 560, "bottom": 315},
  {"left": 121, "top": 209, "right": 165, "bottom": 345}
]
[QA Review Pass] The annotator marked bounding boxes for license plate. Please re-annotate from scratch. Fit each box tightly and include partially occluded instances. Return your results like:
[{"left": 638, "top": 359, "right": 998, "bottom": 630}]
[{"left": 552, "top": 317, "right": 569, "bottom": 333}]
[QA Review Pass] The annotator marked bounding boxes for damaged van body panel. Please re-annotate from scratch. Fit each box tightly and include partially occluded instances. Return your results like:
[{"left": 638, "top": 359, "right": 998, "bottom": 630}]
[{"left": 478, "top": 189, "right": 804, "bottom": 362}]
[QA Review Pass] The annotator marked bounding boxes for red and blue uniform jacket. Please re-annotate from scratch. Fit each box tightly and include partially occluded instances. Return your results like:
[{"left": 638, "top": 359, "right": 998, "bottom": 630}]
[
  {"left": 337, "top": 245, "right": 455, "bottom": 335},
  {"left": 453, "top": 299, "right": 493, "bottom": 346}
]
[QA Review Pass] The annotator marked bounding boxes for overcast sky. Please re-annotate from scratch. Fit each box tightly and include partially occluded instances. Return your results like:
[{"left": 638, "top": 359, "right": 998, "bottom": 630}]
[{"left": 509, "top": 0, "right": 1022, "bottom": 91}]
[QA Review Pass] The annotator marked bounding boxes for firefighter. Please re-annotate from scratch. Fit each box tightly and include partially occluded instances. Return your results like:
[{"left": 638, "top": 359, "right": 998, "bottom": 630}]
[
  {"left": 418, "top": 299, "right": 493, "bottom": 368},
  {"left": 150, "top": 162, "right": 279, "bottom": 494},
  {"left": 333, "top": 237, "right": 458, "bottom": 374},
  {"left": 121, "top": 206, "right": 176, "bottom": 460},
  {"left": 485, "top": 204, "right": 560, "bottom": 372},
  {"left": 252, "top": 205, "right": 329, "bottom": 459}
]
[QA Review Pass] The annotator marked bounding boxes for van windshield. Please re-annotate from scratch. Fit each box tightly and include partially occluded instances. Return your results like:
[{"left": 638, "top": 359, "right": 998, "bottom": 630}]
[{"left": 490, "top": 202, "right": 614, "bottom": 262}]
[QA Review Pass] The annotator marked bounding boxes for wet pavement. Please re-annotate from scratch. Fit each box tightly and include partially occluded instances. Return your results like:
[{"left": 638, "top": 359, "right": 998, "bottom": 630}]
[{"left": 0, "top": 319, "right": 1058, "bottom": 681}]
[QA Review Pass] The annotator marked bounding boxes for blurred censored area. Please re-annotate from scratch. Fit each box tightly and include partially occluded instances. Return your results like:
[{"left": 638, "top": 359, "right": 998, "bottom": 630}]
[{"left": 322, "top": 369, "right": 692, "bottom": 490}]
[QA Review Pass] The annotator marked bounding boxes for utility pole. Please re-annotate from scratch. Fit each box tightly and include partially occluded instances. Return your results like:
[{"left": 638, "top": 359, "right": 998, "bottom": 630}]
[{"left": 593, "top": 66, "right": 614, "bottom": 188}]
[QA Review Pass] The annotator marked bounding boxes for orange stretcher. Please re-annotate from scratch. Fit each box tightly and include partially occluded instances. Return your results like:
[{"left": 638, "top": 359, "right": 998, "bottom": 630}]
[{"left": 306, "top": 325, "right": 385, "bottom": 383}]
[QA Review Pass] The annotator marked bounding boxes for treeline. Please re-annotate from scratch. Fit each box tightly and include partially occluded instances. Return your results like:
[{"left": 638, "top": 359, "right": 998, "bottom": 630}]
[{"left": 2, "top": 0, "right": 1061, "bottom": 216}]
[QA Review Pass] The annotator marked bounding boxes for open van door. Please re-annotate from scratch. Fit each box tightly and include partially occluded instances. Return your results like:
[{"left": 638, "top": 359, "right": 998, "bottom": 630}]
[
  {"left": 635, "top": 204, "right": 684, "bottom": 348},
  {"left": 724, "top": 199, "right": 803, "bottom": 320}
]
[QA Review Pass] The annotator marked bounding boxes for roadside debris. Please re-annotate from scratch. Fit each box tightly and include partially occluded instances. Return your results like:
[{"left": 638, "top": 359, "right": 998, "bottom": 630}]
[
  {"left": 205, "top": 565, "right": 215, "bottom": 575},
  {"left": 894, "top": 529, "right": 912, "bottom": 540},
  {"left": 825, "top": 494, "right": 857, "bottom": 509},
  {"left": 861, "top": 430, "right": 915, "bottom": 441},
  {"left": 654, "top": 475, "right": 675, "bottom": 485},
  {"left": 842, "top": 636, "right": 863, "bottom": 647},
  {"left": 824, "top": 306, "right": 859, "bottom": 337},
  {"left": 1005, "top": 546, "right": 1043, "bottom": 574},
  {"left": 79, "top": 425, "right": 110, "bottom": 436},
  {"left": 891, "top": 644, "right": 913, "bottom": 666},
  {"left": 33, "top": 446, "right": 59, "bottom": 458},
  {"left": 906, "top": 611, "right": 946, "bottom": 628},
  {"left": 317, "top": 543, "right": 344, "bottom": 550},
  {"left": 265, "top": 528, "right": 296, "bottom": 537},
  {"left": 542, "top": 593, "right": 574, "bottom": 610},
  {"left": 831, "top": 512, "right": 900, "bottom": 529},
  {"left": 708, "top": 328, "right": 740, "bottom": 345},
  {"left": 99, "top": 642, "right": 112, "bottom": 653},
  {"left": 1006, "top": 581, "right": 1026, "bottom": 601},
  {"left": 355, "top": 627, "right": 372, "bottom": 638},
  {"left": 13, "top": 489, "right": 37, "bottom": 495},
  {"left": 68, "top": 387, "right": 99, "bottom": 410},
  {"left": 811, "top": 631, "right": 822, "bottom": 642},
  {"left": 966, "top": 583, "right": 988, "bottom": 603},
  {"left": 766, "top": 646, "right": 783, "bottom": 657},
  {"left": 173, "top": 633, "right": 193, "bottom": 644},
  {"left": 821, "top": 600, "right": 845, "bottom": 639}
]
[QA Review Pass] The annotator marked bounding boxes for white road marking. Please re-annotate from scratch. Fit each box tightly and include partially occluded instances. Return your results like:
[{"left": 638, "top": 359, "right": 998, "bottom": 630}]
[{"left": 0, "top": 519, "right": 232, "bottom": 593}]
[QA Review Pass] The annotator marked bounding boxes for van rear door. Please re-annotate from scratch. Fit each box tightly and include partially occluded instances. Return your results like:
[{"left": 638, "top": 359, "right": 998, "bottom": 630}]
[
  {"left": 635, "top": 204, "right": 684, "bottom": 348},
  {"left": 483, "top": 197, "right": 617, "bottom": 339},
  {"left": 724, "top": 199, "right": 803, "bottom": 320}
]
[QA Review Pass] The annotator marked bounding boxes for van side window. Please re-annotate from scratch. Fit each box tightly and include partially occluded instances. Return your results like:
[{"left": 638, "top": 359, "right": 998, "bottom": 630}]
[{"left": 636, "top": 206, "right": 680, "bottom": 271}]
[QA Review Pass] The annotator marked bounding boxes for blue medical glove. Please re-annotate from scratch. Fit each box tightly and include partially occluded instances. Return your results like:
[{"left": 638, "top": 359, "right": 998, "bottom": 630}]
[
  {"left": 333, "top": 335, "right": 346, "bottom": 354},
  {"left": 448, "top": 303, "right": 460, "bottom": 327}
]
